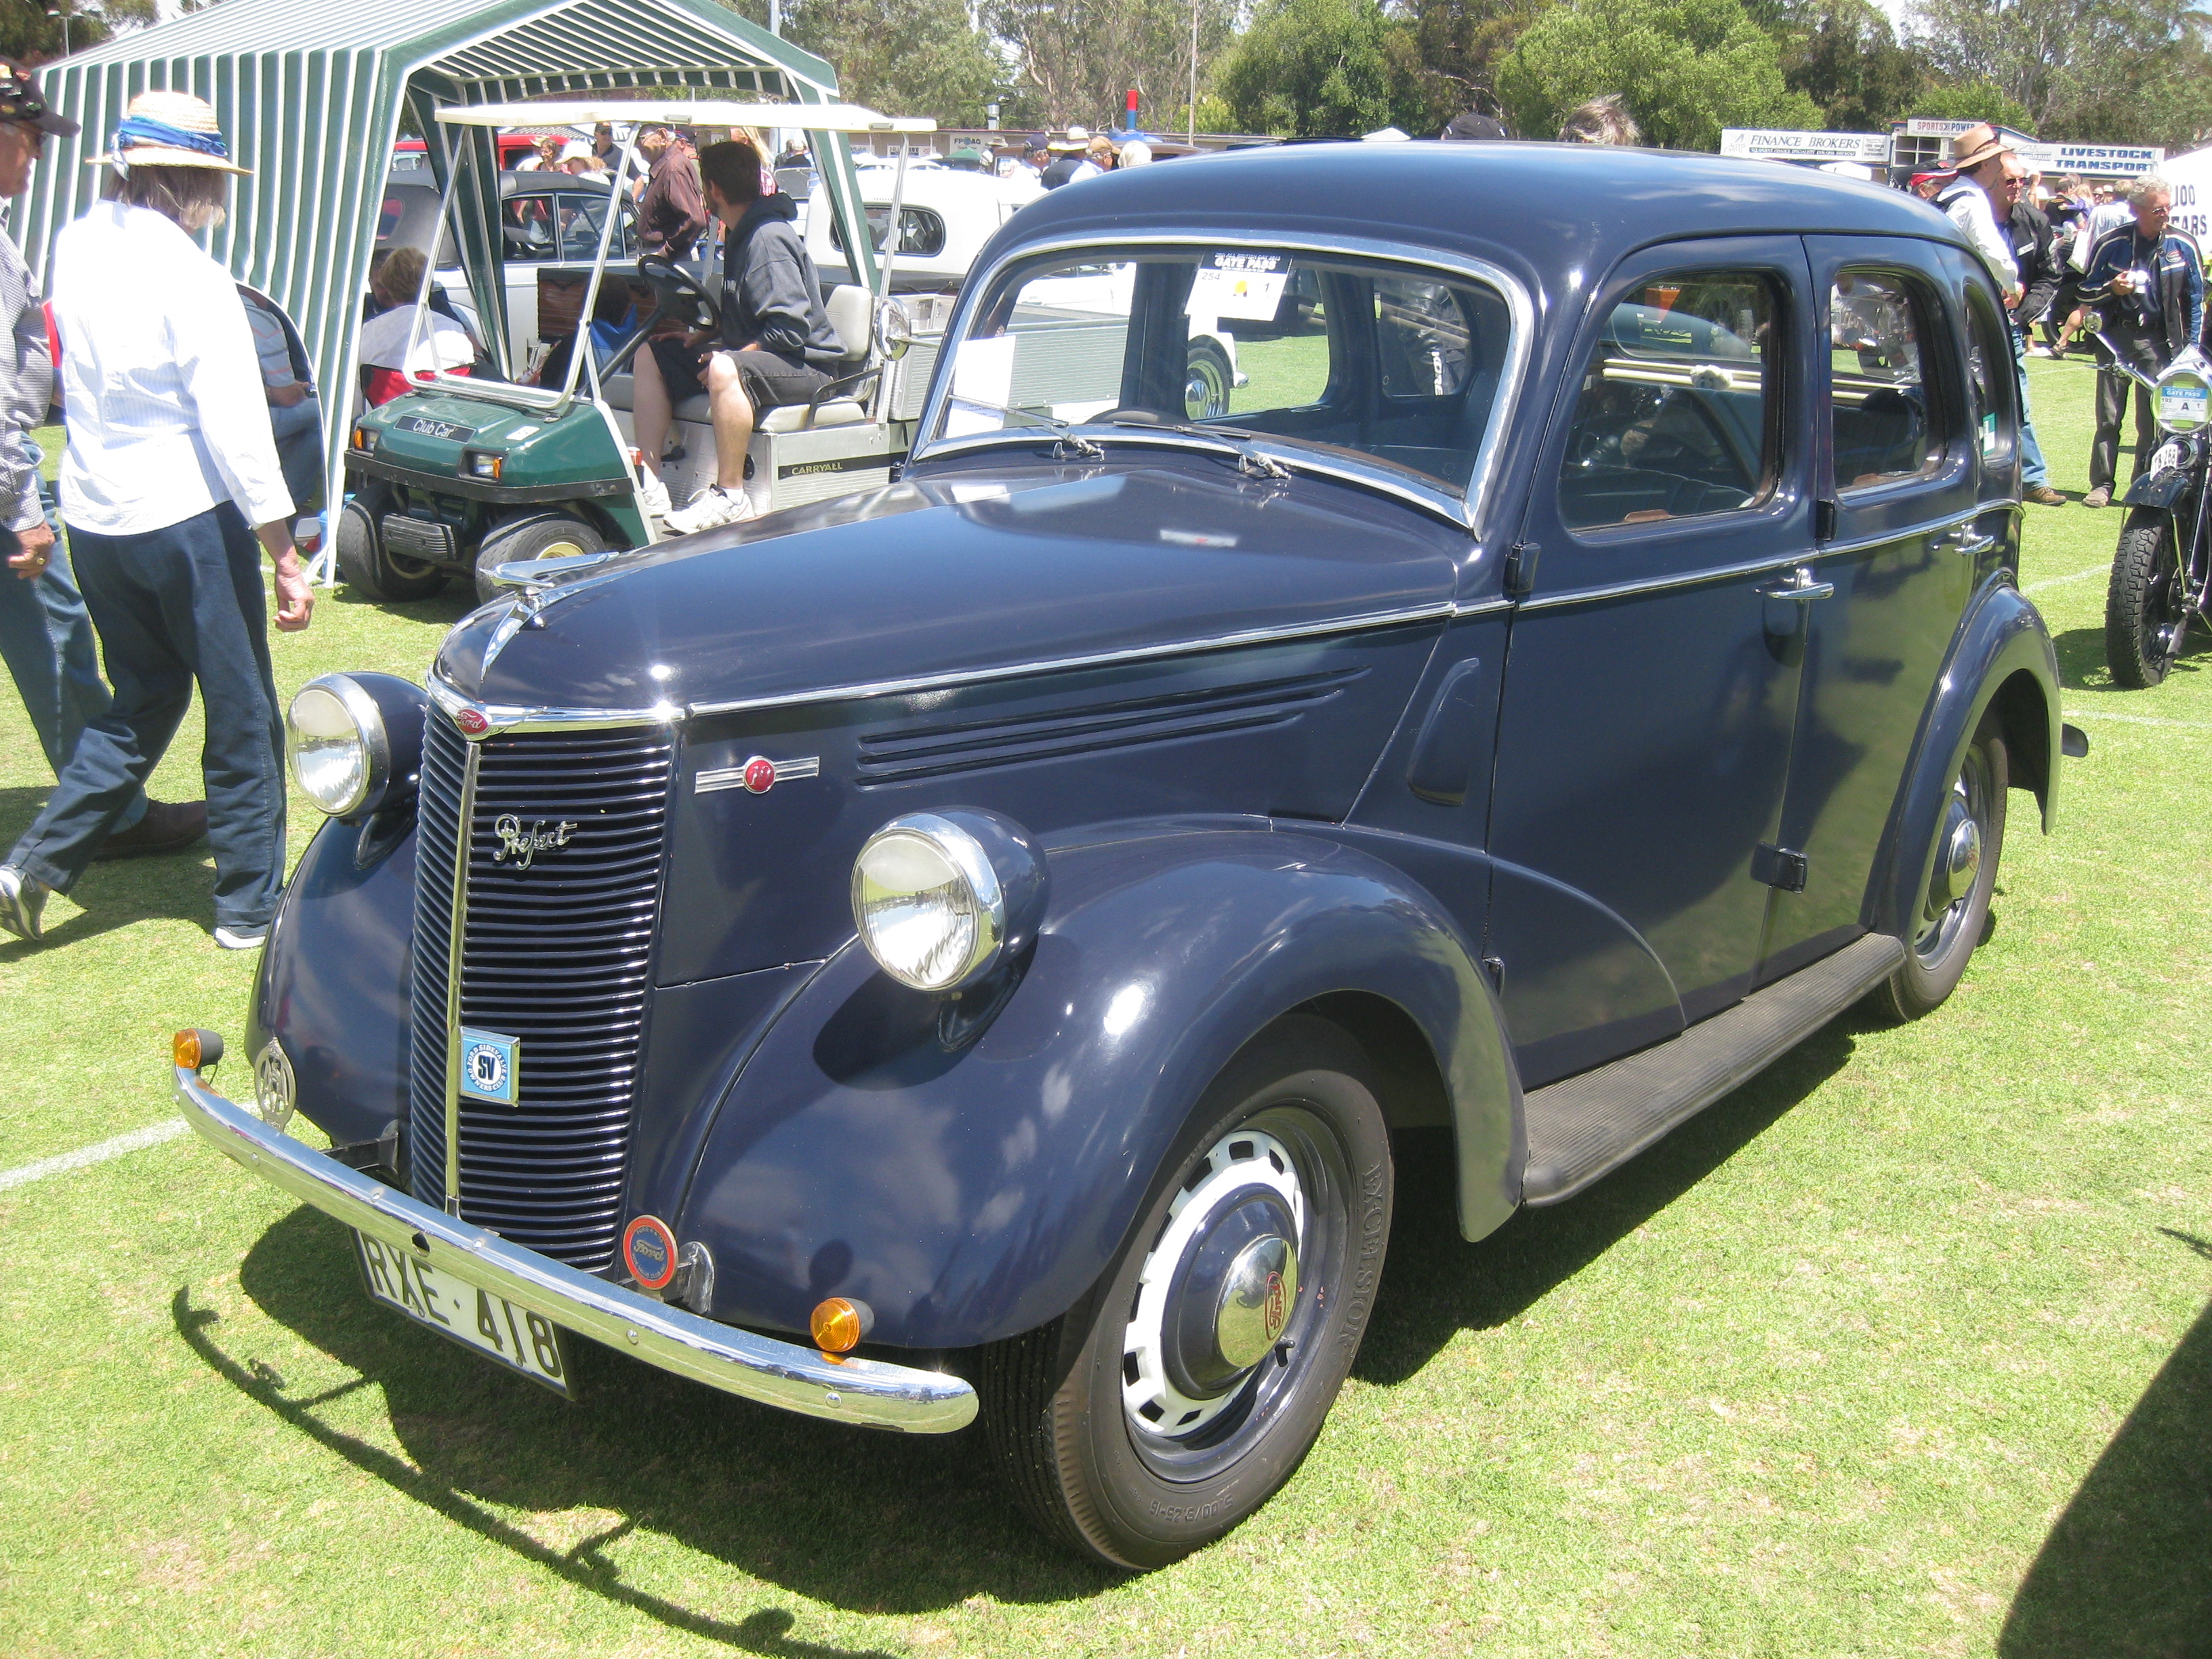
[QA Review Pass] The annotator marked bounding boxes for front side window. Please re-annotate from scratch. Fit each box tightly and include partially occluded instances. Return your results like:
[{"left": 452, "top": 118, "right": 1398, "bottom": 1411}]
[
  {"left": 935, "top": 246, "right": 1513, "bottom": 495},
  {"left": 1829, "top": 270, "right": 1943, "bottom": 490},
  {"left": 1557, "top": 272, "right": 1779, "bottom": 530}
]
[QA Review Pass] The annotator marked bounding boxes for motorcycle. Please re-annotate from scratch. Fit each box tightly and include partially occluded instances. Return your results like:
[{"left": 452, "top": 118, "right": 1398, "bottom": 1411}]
[{"left": 2102, "top": 340, "right": 2212, "bottom": 688}]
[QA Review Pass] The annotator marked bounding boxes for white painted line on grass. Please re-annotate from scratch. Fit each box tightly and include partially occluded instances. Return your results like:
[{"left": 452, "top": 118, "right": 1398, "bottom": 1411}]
[
  {"left": 0, "top": 1118, "right": 187, "bottom": 1193},
  {"left": 2024, "top": 565, "right": 2108, "bottom": 594},
  {"left": 2063, "top": 708, "right": 2212, "bottom": 732}
]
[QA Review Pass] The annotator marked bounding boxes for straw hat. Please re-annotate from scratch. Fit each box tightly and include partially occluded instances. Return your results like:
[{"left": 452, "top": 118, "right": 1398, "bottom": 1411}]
[
  {"left": 90, "top": 89, "right": 249, "bottom": 174},
  {"left": 1948, "top": 123, "right": 2011, "bottom": 173}
]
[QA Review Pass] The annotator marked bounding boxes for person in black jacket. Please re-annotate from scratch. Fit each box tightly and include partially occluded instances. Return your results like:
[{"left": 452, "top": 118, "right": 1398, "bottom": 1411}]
[{"left": 631, "top": 139, "right": 844, "bottom": 534}]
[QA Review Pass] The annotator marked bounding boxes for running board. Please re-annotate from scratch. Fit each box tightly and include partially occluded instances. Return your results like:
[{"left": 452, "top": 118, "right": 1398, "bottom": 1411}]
[{"left": 1519, "top": 933, "right": 1906, "bottom": 1206}]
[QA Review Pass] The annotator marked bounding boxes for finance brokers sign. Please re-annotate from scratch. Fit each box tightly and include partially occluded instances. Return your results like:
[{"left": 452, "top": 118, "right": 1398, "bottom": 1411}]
[{"left": 1721, "top": 129, "right": 1892, "bottom": 166}]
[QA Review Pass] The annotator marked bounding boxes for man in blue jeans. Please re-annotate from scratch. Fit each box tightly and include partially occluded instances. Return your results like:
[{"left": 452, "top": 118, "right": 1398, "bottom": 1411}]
[
  {"left": 0, "top": 90, "right": 309, "bottom": 948},
  {"left": 0, "top": 62, "right": 203, "bottom": 862}
]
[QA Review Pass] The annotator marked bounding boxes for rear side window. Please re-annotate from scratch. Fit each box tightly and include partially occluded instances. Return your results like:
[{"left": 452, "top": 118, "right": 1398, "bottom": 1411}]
[
  {"left": 1557, "top": 272, "right": 1779, "bottom": 531},
  {"left": 1829, "top": 270, "right": 1943, "bottom": 490}
]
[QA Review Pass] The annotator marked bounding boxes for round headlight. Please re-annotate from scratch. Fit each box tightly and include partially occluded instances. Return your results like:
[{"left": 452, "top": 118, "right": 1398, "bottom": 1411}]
[
  {"left": 285, "top": 672, "right": 426, "bottom": 821},
  {"left": 851, "top": 810, "right": 1047, "bottom": 993},
  {"left": 2156, "top": 364, "right": 2210, "bottom": 434}
]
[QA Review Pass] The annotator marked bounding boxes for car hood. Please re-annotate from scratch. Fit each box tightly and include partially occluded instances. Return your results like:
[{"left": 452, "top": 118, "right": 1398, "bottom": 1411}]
[{"left": 437, "top": 457, "right": 1467, "bottom": 715}]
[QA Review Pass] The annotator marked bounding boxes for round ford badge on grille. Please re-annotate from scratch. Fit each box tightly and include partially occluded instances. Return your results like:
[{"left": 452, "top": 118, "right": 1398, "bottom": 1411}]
[
  {"left": 455, "top": 708, "right": 491, "bottom": 737},
  {"left": 623, "top": 1214, "right": 680, "bottom": 1291}
]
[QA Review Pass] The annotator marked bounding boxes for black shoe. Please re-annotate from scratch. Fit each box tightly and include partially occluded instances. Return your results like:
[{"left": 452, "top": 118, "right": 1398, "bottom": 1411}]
[{"left": 94, "top": 799, "right": 209, "bottom": 861}]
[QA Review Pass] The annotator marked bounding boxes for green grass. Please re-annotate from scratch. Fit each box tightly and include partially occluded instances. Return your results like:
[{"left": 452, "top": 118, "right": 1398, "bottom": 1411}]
[{"left": 1, "top": 365, "right": 2208, "bottom": 1656}]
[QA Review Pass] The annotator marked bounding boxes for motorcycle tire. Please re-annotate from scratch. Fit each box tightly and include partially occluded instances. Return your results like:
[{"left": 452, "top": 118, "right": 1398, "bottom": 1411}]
[{"left": 2104, "top": 508, "right": 2189, "bottom": 689}]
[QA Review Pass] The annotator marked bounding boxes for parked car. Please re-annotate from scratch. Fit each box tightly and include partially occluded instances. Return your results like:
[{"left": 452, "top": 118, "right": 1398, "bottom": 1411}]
[{"left": 177, "top": 142, "right": 2079, "bottom": 1570}]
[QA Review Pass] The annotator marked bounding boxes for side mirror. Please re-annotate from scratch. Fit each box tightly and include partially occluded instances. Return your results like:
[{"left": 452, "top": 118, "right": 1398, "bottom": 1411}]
[{"left": 874, "top": 296, "right": 914, "bottom": 362}]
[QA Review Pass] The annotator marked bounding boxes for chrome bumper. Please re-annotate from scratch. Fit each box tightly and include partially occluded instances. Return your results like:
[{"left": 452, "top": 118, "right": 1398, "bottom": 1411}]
[{"left": 173, "top": 1064, "right": 977, "bottom": 1433}]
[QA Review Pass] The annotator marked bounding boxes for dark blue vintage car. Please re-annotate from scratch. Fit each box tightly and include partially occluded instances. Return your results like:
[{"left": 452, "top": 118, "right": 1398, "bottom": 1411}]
[{"left": 176, "top": 143, "right": 2077, "bottom": 1569}]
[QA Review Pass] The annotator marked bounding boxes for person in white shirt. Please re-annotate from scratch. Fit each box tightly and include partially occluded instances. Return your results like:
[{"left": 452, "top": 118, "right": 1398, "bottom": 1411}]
[
  {"left": 1934, "top": 124, "right": 2064, "bottom": 506},
  {"left": 0, "top": 90, "right": 311, "bottom": 950}
]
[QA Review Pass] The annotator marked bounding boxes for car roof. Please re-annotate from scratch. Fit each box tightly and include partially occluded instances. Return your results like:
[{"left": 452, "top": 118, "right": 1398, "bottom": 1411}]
[{"left": 996, "top": 142, "right": 1969, "bottom": 291}]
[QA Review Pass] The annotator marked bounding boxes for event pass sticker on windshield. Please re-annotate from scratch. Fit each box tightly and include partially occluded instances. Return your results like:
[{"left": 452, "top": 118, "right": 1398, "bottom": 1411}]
[{"left": 1187, "top": 253, "right": 1288, "bottom": 321}]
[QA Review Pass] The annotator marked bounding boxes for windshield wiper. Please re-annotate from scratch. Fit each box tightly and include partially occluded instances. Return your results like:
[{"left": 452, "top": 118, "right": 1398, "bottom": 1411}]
[
  {"left": 1101, "top": 413, "right": 1293, "bottom": 480},
  {"left": 948, "top": 397, "right": 1105, "bottom": 459}
]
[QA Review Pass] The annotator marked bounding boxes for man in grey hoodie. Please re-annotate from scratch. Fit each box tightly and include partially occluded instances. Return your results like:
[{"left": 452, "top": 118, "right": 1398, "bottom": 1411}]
[{"left": 636, "top": 139, "right": 844, "bottom": 535}]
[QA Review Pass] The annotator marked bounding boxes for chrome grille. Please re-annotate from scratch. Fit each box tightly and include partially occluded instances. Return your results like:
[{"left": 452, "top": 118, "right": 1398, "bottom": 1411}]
[{"left": 408, "top": 715, "right": 676, "bottom": 1270}]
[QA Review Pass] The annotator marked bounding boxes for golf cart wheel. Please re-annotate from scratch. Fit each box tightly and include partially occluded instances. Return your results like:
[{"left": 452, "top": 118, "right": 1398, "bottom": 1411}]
[
  {"left": 335, "top": 497, "right": 446, "bottom": 602},
  {"left": 1873, "top": 718, "right": 2007, "bottom": 1023},
  {"left": 976, "top": 1015, "right": 1393, "bottom": 1570},
  {"left": 472, "top": 515, "right": 607, "bottom": 607},
  {"left": 2105, "top": 508, "right": 2189, "bottom": 689},
  {"left": 1183, "top": 340, "right": 1233, "bottom": 422}
]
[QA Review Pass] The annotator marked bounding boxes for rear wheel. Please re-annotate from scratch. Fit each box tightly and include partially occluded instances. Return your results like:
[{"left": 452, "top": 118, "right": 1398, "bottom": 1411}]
[
  {"left": 2105, "top": 508, "right": 2189, "bottom": 689},
  {"left": 1874, "top": 719, "right": 2007, "bottom": 1022},
  {"left": 335, "top": 497, "right": 447, "bottom": 601},
  {"left": 472, "top": 514, "right": 607, "bottom": 607},
  {"left": 1183, "top": 340, "right": 1232, "bottom": 422},
  {"left": 977, "top": 1016, "right": 1392, "bottom": 1570}
]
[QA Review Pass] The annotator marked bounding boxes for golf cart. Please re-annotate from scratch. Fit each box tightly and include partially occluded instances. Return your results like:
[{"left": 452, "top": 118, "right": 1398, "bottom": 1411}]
[{"left": 338, "top": 100, "right": 935, "bottom": 603}]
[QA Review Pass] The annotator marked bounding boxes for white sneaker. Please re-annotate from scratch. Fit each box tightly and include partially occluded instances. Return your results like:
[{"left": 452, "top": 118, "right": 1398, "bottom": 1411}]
[
  {"left": 634, "top": 472, "right": 672, "bottom": 520},
  {"left": 662, "top": 485, "right": 756, "bottom": 537},
  {"left": 0, "top": 865, "right": 47, "bottom": 943},
  {"left": 214, "top": 924, "right": 268, "bottom": 950}
]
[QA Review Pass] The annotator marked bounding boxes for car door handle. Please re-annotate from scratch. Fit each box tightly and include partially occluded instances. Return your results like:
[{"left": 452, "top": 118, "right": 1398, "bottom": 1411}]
[
  {"left": 1940, "top": 525, "right": 1998, "bottom": 556},
  {"left": 1758, "top": 571, "right": 1833, "bottom": 636}
]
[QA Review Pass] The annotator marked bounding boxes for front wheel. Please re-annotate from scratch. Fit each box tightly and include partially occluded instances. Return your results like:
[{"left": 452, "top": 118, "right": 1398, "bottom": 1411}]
[
  {"left": 1873, "top": 720, "right": 2007, "bottom": 1022},
  {"left": 977, "top": 1016, "right": 1393, "bottom": 1570},
  {"left": 472, "top": 514, "right": 608, "bottom": 607},
  {"left": 2104, "top": 508, "right": 2190, "bottom": 689},
  {"left": 335, "top": 496, "right": 447, "bottom": 602}
]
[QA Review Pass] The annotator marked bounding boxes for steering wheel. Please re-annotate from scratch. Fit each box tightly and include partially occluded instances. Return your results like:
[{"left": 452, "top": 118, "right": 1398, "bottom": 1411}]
[{"left": 635, "top": 254, "right": 718, "bottom": 332}]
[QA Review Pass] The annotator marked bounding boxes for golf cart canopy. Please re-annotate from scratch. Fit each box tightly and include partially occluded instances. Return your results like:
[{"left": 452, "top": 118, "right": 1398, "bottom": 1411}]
[
  {"left": 434, "top": 101, "right": 937, "bottom": 135},
  {"left": 14, "top": 0, "right": 897, "bottom": 548}
]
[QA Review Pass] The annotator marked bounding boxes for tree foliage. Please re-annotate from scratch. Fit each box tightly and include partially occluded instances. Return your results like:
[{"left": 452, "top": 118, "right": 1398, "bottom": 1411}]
[
  {"left": 781, "top": 0, "right": 1002, "bottom": 127},
  {"left": 1215, "top": 0, "right": 1427, "bottom": 138},
  {"left": 1395, "top": 0, "right": 1547, "bottom": 134},
  {"left": 1906, "top": 0, "right": 2212, "bottom": 146},
  {"left": 1495, "top": 0, "right": 1818, "bottom": 150},
  {"left": 1774, "top": 0, "right": 1927, "bottom": 131},
  {"left": 983, "top": 0, "right": 1239, "bottom": 132},
  {"left": 0, "top": 0, "right": 157, "bottom": 63}
]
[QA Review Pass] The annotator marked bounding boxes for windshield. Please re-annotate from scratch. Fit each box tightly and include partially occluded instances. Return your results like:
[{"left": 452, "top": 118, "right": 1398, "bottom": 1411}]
[{"left": 933, "top": 245, "right": 1513, "bottom": 496}]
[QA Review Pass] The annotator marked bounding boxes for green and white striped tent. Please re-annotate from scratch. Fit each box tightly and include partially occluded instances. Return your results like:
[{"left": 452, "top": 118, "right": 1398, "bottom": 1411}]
[{"left": 14, "top": 0, "right": 880, "bottom": 519}]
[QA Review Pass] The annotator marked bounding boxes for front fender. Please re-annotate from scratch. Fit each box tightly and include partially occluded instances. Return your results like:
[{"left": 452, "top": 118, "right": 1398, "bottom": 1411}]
[
  {"left": 251, "top": 813, "right": 418, "bottom": 1149},
  {"left": 2121, "top": 468, "right": 2194, "bottom": 511},
  {"left": 673, "top": 823, "right": 1518, "bottom": 1349},
  {"left": 1872, "top": 577, "right": 2060, "bottom": 943}
]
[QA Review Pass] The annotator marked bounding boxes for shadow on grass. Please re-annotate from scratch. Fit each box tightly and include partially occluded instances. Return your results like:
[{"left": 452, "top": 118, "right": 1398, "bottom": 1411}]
[
  {"left": 2051, "top": 620, "right": 2211, "bottom": 695},
  {"left": 1355, "top": 1023, "right": 1856, "bottom": 1387},
  {"left": 1999, "top": 1267, "right": 2212, "bottom": 1658},
  {"left": 0, "top": 784, "right": 223, "bottom": 951},
  {"left": 181, "top": 1213, "right": 1116, "bottom": 1634}
]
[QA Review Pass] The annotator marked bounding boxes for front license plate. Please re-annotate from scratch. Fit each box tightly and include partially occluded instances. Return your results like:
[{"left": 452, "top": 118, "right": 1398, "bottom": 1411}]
[{"left": 354, "top": 1230, "right": 572, "bottom": 1395}]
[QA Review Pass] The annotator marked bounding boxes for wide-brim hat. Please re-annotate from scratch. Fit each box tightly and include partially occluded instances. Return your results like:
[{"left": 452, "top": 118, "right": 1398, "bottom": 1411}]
[
  {"left": 1948, "top": 123, "right": 2011, "bottom": 173},
  {"left": 89, "top": 89, "right": 249, "bottom": 173}
]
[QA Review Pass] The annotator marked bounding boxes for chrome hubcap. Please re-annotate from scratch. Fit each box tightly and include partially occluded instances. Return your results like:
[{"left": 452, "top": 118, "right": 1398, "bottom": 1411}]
[
  {"left": 1123, "top": 1127, "right": 1305, "bottom": 1438},
  {"left": 1938, "top": 808, "right": 1980, "bottom": 906},
  {"left": 1214, "top": 1234, "right": 1299, "bottom": 1371}
]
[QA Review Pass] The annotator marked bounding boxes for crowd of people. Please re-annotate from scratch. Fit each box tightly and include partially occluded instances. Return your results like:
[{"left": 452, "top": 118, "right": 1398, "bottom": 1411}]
[{"left": 0, "top": 75, "right": 310, "bottom": 949}]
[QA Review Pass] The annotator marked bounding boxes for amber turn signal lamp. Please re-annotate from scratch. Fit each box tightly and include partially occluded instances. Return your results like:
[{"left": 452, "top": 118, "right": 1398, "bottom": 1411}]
[
  {"left": 173, "top": 1029, "right": 223, "bottom": 1071},
  {"left": 811, "top": 1296, "right": 874, "bottom": 1355}
]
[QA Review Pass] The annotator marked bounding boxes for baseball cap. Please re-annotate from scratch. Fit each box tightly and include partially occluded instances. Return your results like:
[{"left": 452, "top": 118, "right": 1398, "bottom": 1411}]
[{"left": 0, "top": 60, "right": 79, "bottom": 138}]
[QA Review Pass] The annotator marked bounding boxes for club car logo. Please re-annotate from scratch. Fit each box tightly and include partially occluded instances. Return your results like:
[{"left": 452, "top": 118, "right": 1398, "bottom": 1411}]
[{"left": 491, "top": 815, "right": 577, "bottom": 869}]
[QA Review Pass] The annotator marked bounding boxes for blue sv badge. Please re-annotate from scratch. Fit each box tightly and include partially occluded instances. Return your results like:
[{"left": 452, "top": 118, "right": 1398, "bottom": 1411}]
[{"left": 458, "top": 1028, "right": 520, "bottom": 1105}]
